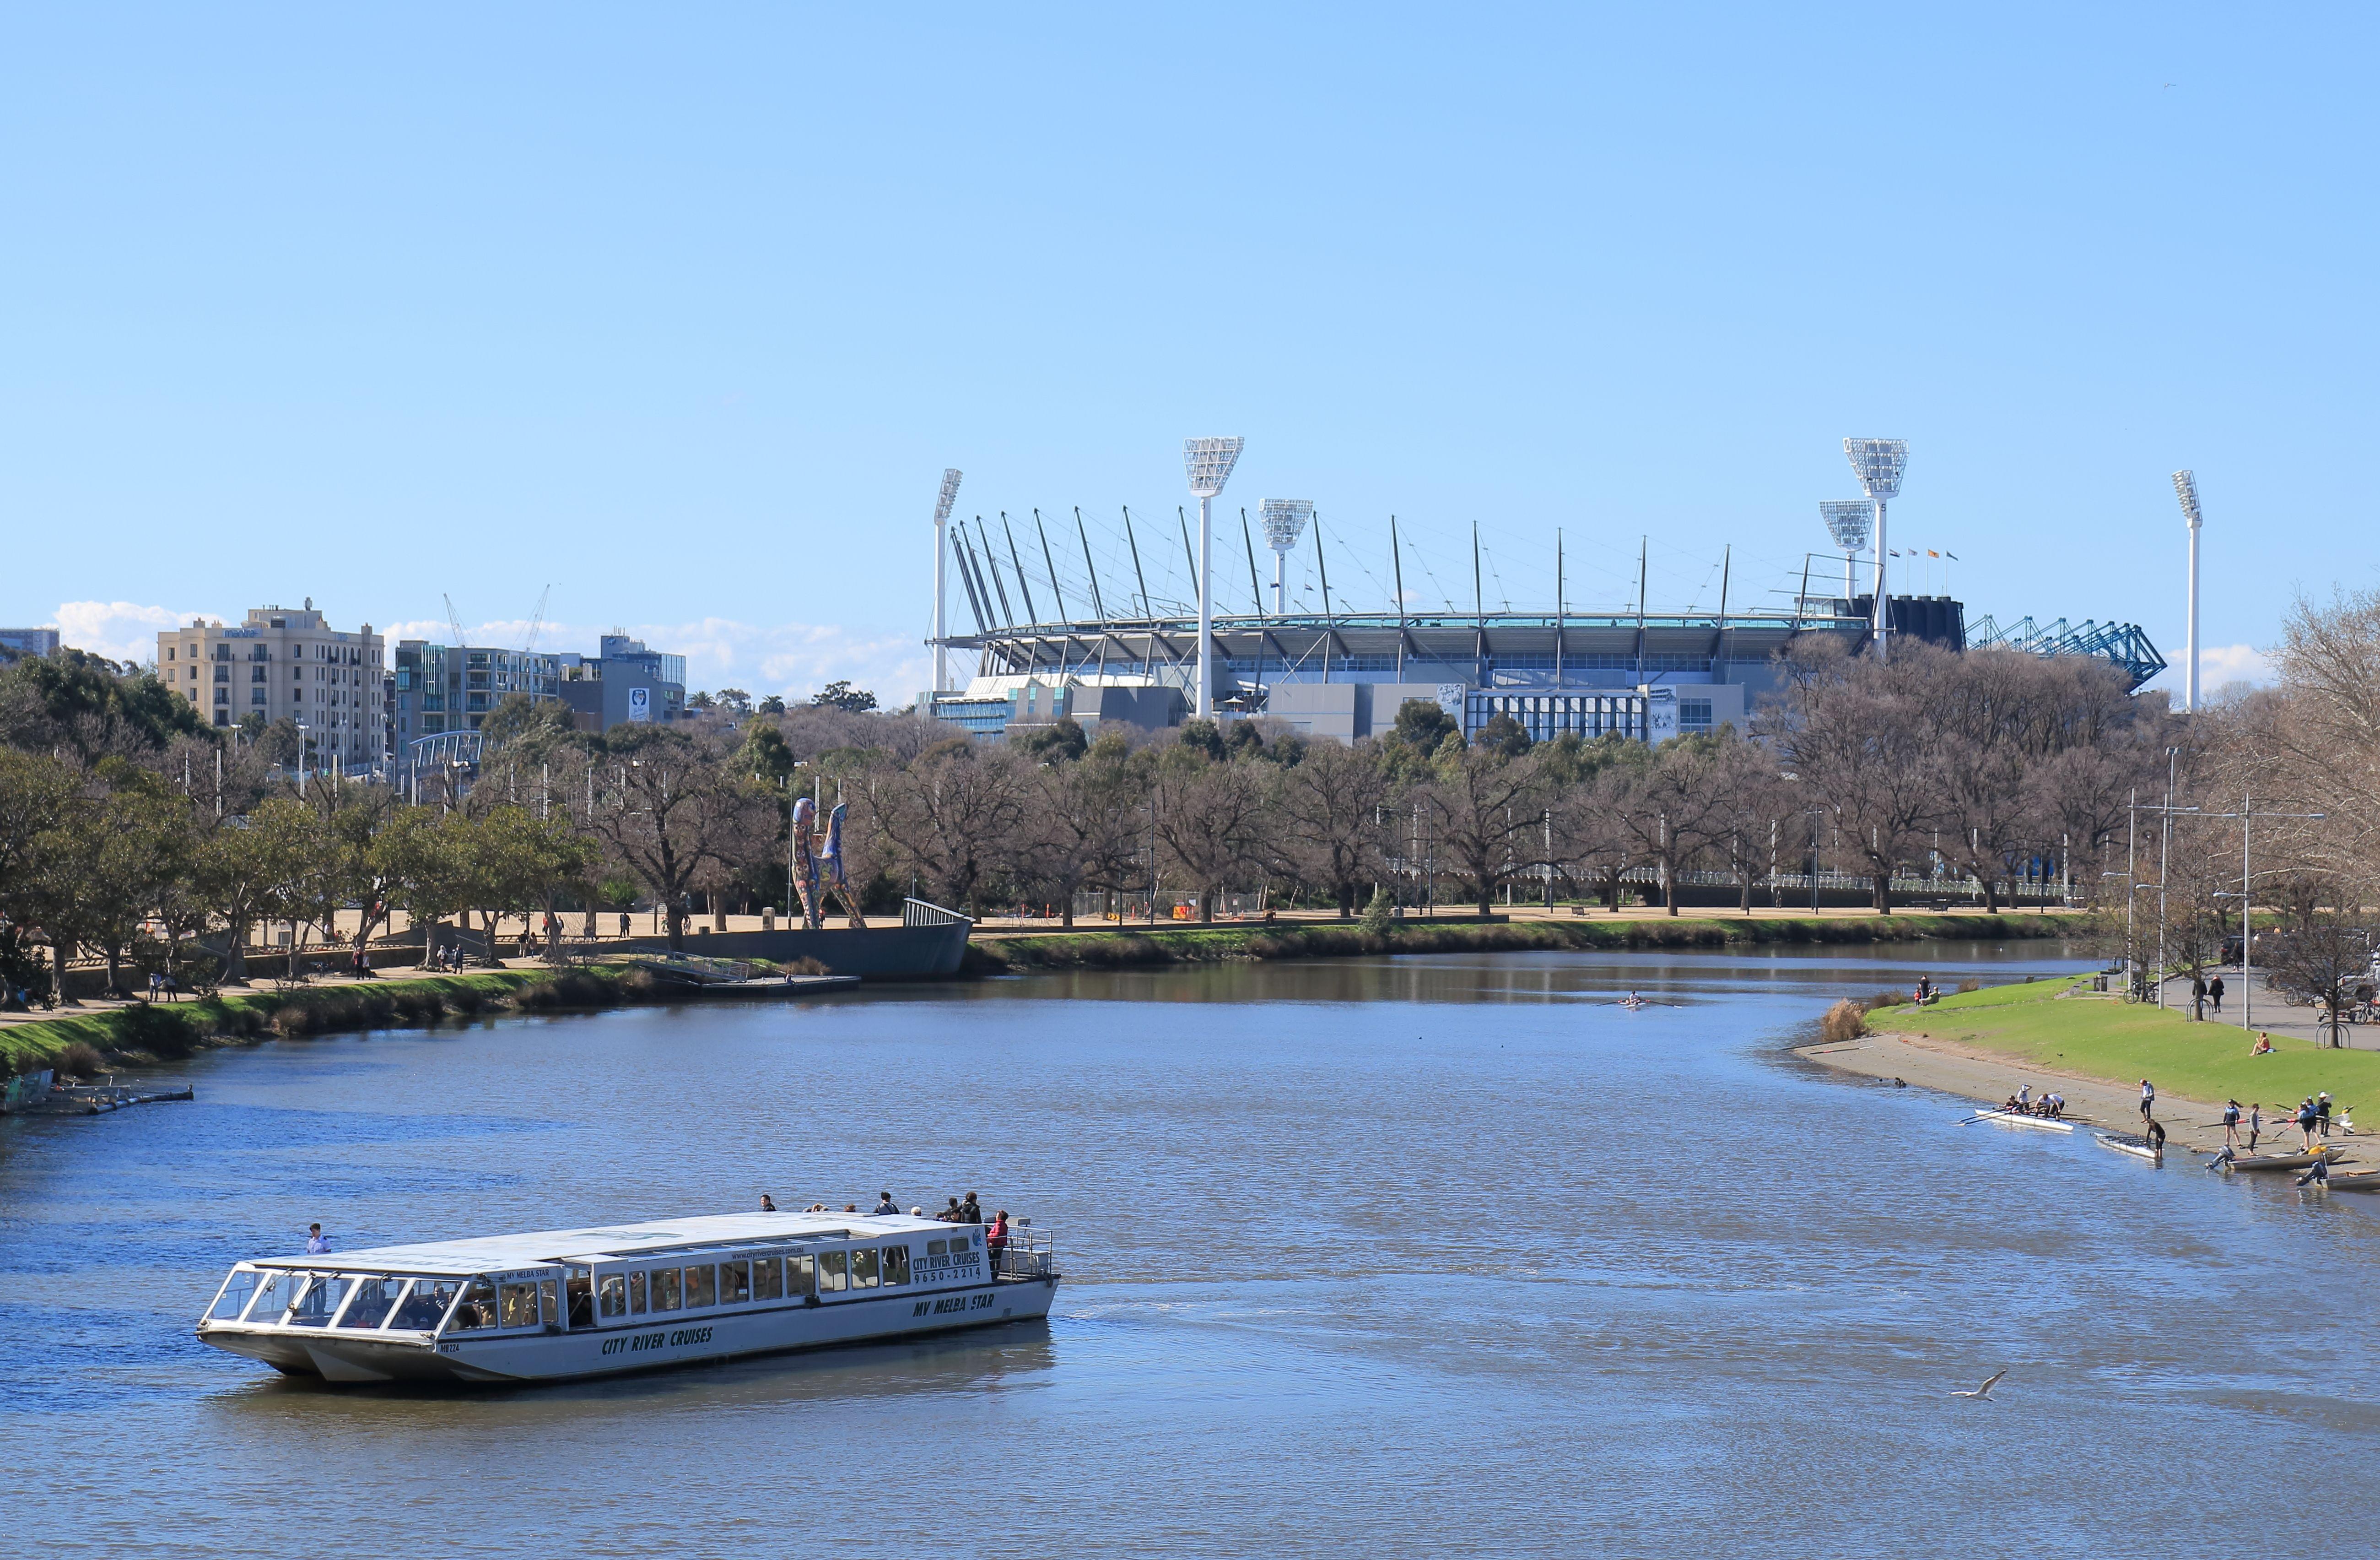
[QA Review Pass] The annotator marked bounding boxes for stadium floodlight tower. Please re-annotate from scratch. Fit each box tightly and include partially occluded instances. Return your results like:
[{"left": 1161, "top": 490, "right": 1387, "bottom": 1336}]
[
  {"left": 931, "top": 468, "right": 962, "bottom": 693},
  {"left": 2172, "top": 469, "right": 2202, "bottom": 713},
  {"left": 1259, "top": 498, "right": 1313, "bottom": 614},
  {"left": 1818, "top": 500, "right": 1873, "bottom": 602},
  {"left": 1842, "top": 438, "right": 1909, "bottom": 661},
  {"left": 1183, "top": 436, "right": 1245, "bottom": 719}
]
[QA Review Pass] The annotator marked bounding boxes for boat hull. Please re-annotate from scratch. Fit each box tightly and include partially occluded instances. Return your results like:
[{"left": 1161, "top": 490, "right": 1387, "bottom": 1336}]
[
  {"left": 200, "top": 1274, "right": 1059, "bottom": 1386},
  {"left": 2094, "top": 1132, "right": 2163, "bottom": 1161},
  {"left": 2218, "top": 1147, "right": 2343, "bottom": 1171},
  {"left": 1979, "top": 1110, "right": 2073, "bottom": 1133}
]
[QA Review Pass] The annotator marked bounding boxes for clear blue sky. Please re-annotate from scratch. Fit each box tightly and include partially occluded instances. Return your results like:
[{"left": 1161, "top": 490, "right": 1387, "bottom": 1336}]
[{"left": 3, "top": 3, "right": 2368, "bottom": 700}]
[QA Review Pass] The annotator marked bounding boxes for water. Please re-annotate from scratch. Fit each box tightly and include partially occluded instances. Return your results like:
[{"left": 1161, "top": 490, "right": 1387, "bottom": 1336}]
[{"left": 6, "top": 942, "right": 2373, "bottom": 1556}]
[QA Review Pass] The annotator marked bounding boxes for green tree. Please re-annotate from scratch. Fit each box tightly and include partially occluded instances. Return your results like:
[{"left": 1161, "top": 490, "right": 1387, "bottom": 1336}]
[
  {"left": 0, "top": 646, "right": 208, "bottom": 758},
  {"left": 1393, "top": 699, "right": 1458, "bottom": 750},
  {"left": 1019, "top": 716, "right": 1087, "bottom": 762},
  {"left": 813, "top": 680, "right": 878, "bottom": 713},
  {"left": 740, "top": 721, "right": 797, "bottom": 789}
]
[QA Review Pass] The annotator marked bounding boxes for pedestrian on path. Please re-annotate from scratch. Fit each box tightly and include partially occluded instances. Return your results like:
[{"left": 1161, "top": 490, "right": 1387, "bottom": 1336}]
[
  {"left": 2140, "top": 1079, "right": 2156, "bottom": 1125},
  {"left": 2210, "top": 975, "right": 2226, "bottom": 1013}
]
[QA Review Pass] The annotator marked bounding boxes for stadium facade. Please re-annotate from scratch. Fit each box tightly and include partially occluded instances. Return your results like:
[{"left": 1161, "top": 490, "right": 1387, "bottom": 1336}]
[{"left": 927, "top": 590, "right": 2167, "bottom": 745}]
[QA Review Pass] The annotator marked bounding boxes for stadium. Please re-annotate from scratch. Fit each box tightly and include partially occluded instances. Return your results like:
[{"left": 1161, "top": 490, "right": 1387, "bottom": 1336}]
[{"left": 919, "top": 446, "right": 2167, "bottom": 745}]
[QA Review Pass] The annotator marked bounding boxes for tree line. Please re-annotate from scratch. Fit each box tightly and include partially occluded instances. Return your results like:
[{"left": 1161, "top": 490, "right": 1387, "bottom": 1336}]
[{"left": 0, "top": 632, "right": 2205, "bottom": 1010}]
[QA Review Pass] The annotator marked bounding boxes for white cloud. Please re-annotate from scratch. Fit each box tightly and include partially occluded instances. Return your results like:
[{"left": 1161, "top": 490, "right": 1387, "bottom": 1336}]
[
  {"left": 49, "top": 601, "right": 203, "bottom": 665},
  {"left": 2143, "top": 642, "right": 2273, "bottom": 699},
  {"left": 2198, "top": 643, "right": 2273, "bottom": 686}
]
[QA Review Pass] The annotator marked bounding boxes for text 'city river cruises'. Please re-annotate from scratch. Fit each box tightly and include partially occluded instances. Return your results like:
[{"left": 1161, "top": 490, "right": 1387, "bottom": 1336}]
[{"left": 195, "top": 1211, "right": 1059, "bottom": 1384}]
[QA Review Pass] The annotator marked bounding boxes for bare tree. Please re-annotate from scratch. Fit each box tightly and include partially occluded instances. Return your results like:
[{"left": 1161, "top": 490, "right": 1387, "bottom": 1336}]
[
  {"left": 1016, "top": 735, "right": 1152, "bottom": 926},
  {"left": 1155, "top": 749, "right": 1273, "bottom": 924},
  {"left": 577, "top": 727, "right": 777, "bottom": 948},
  {"left": 1424, "top": 744, "right": 1551, "bottom": 917},
  {"left": 1274, "top": 737, "right": 1392, "bottom": 917},
  {"left": 865, "top": 737, "right": 1031, "bottom": 916}
]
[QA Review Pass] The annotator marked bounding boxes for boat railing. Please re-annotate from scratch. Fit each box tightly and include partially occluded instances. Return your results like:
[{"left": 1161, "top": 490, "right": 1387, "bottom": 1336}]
[{"left": 993, "top": 1224, "right": 1056, "bottom": 1279}]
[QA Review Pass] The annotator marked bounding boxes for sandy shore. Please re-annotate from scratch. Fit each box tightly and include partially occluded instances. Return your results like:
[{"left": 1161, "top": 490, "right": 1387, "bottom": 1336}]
[{"left": 1792, "top": 1029, "right": 2357, "bottom": 1159}]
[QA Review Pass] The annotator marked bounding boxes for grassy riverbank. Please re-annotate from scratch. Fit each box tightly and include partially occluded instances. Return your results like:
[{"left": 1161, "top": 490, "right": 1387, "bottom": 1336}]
[
  {"left": 0, "top": 964, "right": 682, "bottom": 1074},
  {"left": 970, "top": 911, "right": 2084, "bottom": 973},
  {"left": 1863, "top": 977, "right": 2380, "bottom": 1105}
]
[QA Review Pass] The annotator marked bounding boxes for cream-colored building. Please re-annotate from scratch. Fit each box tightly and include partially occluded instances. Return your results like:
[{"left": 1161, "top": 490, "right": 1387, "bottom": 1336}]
[{"left": 158, "top": 601, "right": 386, "bottom": 769}]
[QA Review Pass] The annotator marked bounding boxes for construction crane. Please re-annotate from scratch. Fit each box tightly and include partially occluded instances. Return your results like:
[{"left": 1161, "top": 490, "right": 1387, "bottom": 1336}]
[
  {"left": 521, "top": 585, "right": 550, "bottom": 654},
  {"left": 443, "top": 593, "right": 468, "bottom": 650}
]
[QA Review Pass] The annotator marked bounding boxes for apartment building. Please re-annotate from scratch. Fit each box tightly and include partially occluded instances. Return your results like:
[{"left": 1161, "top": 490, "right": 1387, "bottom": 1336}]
[{"left": 157, "top": 602, "right": 386, "bottom": 768}]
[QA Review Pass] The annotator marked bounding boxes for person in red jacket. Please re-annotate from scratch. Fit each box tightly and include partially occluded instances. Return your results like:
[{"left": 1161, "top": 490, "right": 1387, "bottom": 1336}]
[{"left": 987, "top": 1210, "right": 1009, "bottom": 1275}]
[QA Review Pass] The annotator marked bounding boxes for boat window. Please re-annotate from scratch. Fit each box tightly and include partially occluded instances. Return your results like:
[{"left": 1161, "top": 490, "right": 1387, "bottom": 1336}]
[
  {"left": 498, "top": 1281, "right": 541, "bottom": 1329},
  {"left": 787, "top": 1252, "right": 815, "bottom": 1297},
  {"left": 628, "top": 1270, "right": 647, "bottom": 1314},
  {"left": 818, "top": 1250, "right": 847, "bottom": 1293},
  {"left": 950, "top": 1231, "right": 974, "bottom": 1252},
  {"left": 851, "top": 1248, "right": 880, "bottom": 1289},
  {"left": 684, "top": 1265, "right": 717, "bottom": 1309},
  {"left": 651, "top": 1267, "right": 682, "bottom": 1312},
  {"left": 338, "top": 1276, "right": 407, "bottom": 1330},
  {"left": 541, "top": 1278, "right": 561, "bottom": 1328},
  {"left": 242, "top": 1271, "right": 302, "bottom": 1323},
  {"left": 208, "top": 1269, "right": 261, "bottom": 1321},
  {"left": 599, "top": 1275, "right": 629, "bottom": 1319},
  {"left": 882, "top": 1246, "right": 911, "bottom": 1286},
  {"left": 751, "top": 1257, "right": 783, "bottom": 1302},
  {"left": 286, "top": 1274, "right": 351, "bottom": 1328},
  {"left": 448, "top": 1279, "right": 498, "bottom": 1332},
  {"left": 719, "top": 1260, "right": 750, "bottom": 1305},
  {"left": 926, "top": 1239, "right": 948, "bottom": 1257},
  {"left": 392, "top": 1278, "right": 462, "bottom": 1331}
]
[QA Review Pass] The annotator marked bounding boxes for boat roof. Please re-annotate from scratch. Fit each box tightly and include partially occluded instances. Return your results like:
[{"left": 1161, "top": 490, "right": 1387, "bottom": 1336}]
[{"left": 246, "top": 1212, "right": 969, "bottom": 1275}]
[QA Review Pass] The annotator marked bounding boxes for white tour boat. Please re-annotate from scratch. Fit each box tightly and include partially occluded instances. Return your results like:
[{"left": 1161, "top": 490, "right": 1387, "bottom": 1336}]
[{"left": 194, "top": 1210, "right": 1059, "bottom": 1384}]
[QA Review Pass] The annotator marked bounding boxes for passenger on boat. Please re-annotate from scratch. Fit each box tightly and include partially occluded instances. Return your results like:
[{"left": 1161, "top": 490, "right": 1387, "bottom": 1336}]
[
  {"left": 961, "top": 1192, "right": 983, "bottom": 1224},
  {"left": 759, "top": 1194, "right": 777, "bottom": 1212},
  {"left": 872, "top": 1192, "right": 900, "bottom": 1216},
  {"left": 988, "top": 1210, "right": 1009, "bottom": 1272},
  {"left": 307, "top": 1224, "right": 330, "bottom": 1255}
]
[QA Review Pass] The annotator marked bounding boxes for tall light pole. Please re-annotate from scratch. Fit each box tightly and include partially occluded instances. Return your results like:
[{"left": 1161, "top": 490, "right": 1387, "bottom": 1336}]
[
  {"left": 1259, "top": 499, "right": 1312, "bottom": 615},
  {"left": 1842, "top": 439, "right": 1908, "bottom": 661},
  {"left": 932, "top": 468, "right": 962, "bottom": 693},
  {"left": 1819, "top": 500, "right": 1873, "bottom": 603},
  {"left": 1183, "top": 437, "right": 1245, "bottom": 720},
  {"left": 2172, "top": 469, "right": 2202, "bottom": 713}
]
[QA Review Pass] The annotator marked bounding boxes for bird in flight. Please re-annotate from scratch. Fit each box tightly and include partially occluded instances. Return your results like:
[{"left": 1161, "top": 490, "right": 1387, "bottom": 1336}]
[{"left": 1950, "top": 1369, "right": 2007, "bottom": 1400}]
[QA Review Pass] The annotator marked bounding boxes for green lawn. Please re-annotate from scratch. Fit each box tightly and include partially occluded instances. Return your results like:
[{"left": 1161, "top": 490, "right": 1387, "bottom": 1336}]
[{"left": 1868, "top": 977, "right": 2380, "bottom": 1109}]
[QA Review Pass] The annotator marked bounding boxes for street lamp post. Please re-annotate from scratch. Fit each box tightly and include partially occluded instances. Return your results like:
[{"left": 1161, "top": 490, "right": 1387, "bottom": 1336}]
[{"left": 1182, "top": 437, "right": 1245, "bottom": 720}]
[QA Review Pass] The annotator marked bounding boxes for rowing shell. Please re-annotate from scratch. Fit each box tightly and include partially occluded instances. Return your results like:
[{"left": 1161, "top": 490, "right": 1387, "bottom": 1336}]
[
  {"left": 2095, "top": 1132, "right": 2163, "bottom": 1161},
  {"left": 1976, "top": 1110, "right": 2075, "bottom": 1134},
  {"left": 2213, "top": 1146, "right": 2345, "bottom": 1172}
]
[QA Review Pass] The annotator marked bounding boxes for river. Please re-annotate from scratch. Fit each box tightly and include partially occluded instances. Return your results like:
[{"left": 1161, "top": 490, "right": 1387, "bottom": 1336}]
[{"left": 5, "top": 943, "right": 2373, "bottom": 1556}]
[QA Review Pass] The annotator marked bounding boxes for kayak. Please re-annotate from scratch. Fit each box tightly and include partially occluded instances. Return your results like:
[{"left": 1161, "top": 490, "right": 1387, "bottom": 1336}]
[
  {"left": 1976, "top": 1110, "right": 2074, "bottom": 1134},
  {"left": 2212, "top": 1146, "right": 2345, "bottom": 1171},
  {"left": 2094, "top": 1132, "right": 2163, "bottom": 1161}
]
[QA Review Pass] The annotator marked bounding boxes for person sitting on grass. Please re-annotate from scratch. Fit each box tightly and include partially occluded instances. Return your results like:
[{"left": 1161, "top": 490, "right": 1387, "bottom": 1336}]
[{"left": 2251, "top": 1033, "right": 2275, "bottom": 1056}]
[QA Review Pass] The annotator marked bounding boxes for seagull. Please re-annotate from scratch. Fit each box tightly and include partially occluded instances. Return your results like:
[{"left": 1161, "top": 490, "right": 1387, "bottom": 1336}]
[{"left": 1949, "top": 1369, "right": 2007, "bottom": 1400}]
